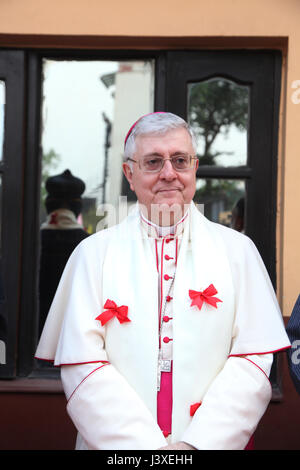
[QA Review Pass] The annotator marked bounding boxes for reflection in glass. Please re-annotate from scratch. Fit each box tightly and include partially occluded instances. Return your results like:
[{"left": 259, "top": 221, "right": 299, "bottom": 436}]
[
  {"left": 38, "top": 169, "right": 90, "bottom": 337},
  {"left": 194, "top": 178, "right": 246, "bottom": 231},
  {"left": 40, "top": 59, "right": 154, "bottom": 232},
  {"left": 38, "top": 59, "right": 154, "bottom": 341},
  {"left": 0, "top": 81, "right": 5, "bottom": 161},
  {"left": 187, "top": 78, "right": 249, "bottom": 167}
]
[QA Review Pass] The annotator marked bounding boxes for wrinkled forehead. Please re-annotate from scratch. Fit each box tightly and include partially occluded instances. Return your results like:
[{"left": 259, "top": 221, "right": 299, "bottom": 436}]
[{"left": 134, "top": 128, "right": 195, "bottom": 156}]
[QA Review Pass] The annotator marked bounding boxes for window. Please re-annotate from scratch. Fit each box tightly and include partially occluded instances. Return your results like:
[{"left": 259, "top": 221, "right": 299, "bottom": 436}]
[{"left": 0, "top": 49, "right": 282, "bottom": 394}]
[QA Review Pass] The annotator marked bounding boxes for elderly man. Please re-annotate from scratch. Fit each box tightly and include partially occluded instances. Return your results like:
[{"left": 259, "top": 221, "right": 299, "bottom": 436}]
[{"left": 36, "top": 112, "right": 290, "bottom": 450}]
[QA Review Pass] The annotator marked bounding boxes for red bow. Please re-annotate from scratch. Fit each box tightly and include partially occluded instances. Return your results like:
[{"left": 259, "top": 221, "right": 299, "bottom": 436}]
[
  {"left": 95, "top": 299, "right": 131, "bottom": 326},
  {"left": 189, "top": 284, "right": 222, "bottom": 310},
  {"left": 49, "top": 212, "right": 58, "bottom": 225}
]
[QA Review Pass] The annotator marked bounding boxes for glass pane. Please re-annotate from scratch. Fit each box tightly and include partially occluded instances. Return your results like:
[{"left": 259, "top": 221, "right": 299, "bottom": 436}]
[
  {"left": 187, "top": 77, "right": 249, "bottom": 167},
  {"left": 0, "top": 81, "right": 5, "bottom": 161},
  {"left": 194, "top": 178, "right": 246, "bottom": 231},
  {"left": 40, "top": 59, "right": 154, "bottom": 228},
  {"left": 38, "top": 59, "right": 154, "bottom": 338}
]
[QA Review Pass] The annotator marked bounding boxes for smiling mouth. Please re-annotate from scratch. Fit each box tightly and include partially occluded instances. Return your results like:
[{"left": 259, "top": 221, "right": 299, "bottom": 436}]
[{"left": 157, "top": 188, "right": 181, "bottom": 192}]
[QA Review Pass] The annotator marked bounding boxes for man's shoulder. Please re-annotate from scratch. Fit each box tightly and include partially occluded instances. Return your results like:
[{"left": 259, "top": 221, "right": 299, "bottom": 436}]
[
  {"left": 209, "top": 218, "right": 247, "bottom": 240},
  {"left": 207, "top": 219, "right": 254, "bottom": 253},
  {"left": 193, "top": 203, "right": 251, "bottom": 250},
  {"left": 204, "top": 221, "right": 263, "bottom": 279},
  {"left": 71, "top": 224, "right": 120, "bottom": 255}
]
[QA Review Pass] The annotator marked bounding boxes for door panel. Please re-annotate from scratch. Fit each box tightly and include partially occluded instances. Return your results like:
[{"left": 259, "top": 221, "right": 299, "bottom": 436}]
[
  {"left": 0, "top": 50, "right": 25, "bottom": 378},
  {"left": 165, "top": 50, "right": 282, "bottom": 396}
]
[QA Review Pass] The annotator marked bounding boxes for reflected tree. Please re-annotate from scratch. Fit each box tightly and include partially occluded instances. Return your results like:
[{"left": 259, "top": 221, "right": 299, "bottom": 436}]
[
  {"left": 188, "top": 78, "right": 248, "bottom": 224},
  {"left": 188, "top": 78, "right": 248, "bottom": 166}
]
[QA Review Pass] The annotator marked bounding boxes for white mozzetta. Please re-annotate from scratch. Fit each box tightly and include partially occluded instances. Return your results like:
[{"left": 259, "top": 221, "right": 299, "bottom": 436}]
[{"left": 36, "top": 202, "right": 290, "bottom": 448}]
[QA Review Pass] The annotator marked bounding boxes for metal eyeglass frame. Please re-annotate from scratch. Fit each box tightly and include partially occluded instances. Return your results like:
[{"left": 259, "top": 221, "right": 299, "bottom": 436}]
[{"left": 126, "top": 155, "right": 198, "bottom": 173}]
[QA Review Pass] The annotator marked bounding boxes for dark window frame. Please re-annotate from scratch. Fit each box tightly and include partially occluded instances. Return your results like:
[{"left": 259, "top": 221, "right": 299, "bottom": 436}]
[{"left": 0, "top": 50, "right": 25, "bottom": 378}]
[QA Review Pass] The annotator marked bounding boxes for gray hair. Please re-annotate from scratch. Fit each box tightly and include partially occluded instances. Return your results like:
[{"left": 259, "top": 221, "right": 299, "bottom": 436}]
[{"left": 123, "top": 112, "right": 197, "bottom": 163}]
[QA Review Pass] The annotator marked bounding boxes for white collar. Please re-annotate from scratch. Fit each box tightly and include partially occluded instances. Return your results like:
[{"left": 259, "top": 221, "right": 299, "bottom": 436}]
[
  {"left": 139, "top": 208, "right": 189, "bottom": 239},
  {"left": 41, "top": 208, "right": 84, "bottom": 230}
]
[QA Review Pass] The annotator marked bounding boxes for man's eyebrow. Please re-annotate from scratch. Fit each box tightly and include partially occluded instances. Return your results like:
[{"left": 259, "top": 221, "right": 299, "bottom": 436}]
[
  {"left": 141, "top": 152, "right": 163, "bottom": 158},
  {"left": 141, "top": 151, "right": 189, "bottom": 158}
]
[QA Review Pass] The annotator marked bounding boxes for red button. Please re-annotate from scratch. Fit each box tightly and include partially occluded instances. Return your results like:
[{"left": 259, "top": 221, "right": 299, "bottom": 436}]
[
  {"left": 163, "top": 315, "right": 172, "bottom": 322},
  {"left": 164, "top": 274, "right": 171, "bottom": 281},
  {"left": 166, "top": 295, "right": 173, "bottom": 302},
  {"left": 163, "top": 337, "right": 172, "bottom": 343},
  {"left": 165, "top": 238, "right": 173, "bottom": 243},
  {"left": 164, "top": 254, "right": 173, "bottom": 260}
]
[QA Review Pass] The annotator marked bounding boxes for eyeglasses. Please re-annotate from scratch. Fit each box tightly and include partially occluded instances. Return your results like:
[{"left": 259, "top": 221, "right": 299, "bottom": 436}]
[{"left": 127, "top": 155, "right": 198, "bottom": 173}]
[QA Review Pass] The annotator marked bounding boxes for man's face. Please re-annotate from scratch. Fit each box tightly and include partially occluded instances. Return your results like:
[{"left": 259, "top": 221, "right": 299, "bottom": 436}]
[{"left": 123, "top": 127, "right": 198, "bottom": 225}]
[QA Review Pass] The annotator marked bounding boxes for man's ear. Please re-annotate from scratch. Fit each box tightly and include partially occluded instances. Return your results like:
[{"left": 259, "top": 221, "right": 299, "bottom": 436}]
[{"left": 122, "top": 162, "right": 135, "bottom": 192}]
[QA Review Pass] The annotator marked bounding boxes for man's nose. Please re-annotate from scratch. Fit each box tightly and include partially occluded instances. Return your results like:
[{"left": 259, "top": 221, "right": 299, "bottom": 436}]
[{"left": 159, "top": 159, "right": 177, "bottom": 179}]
